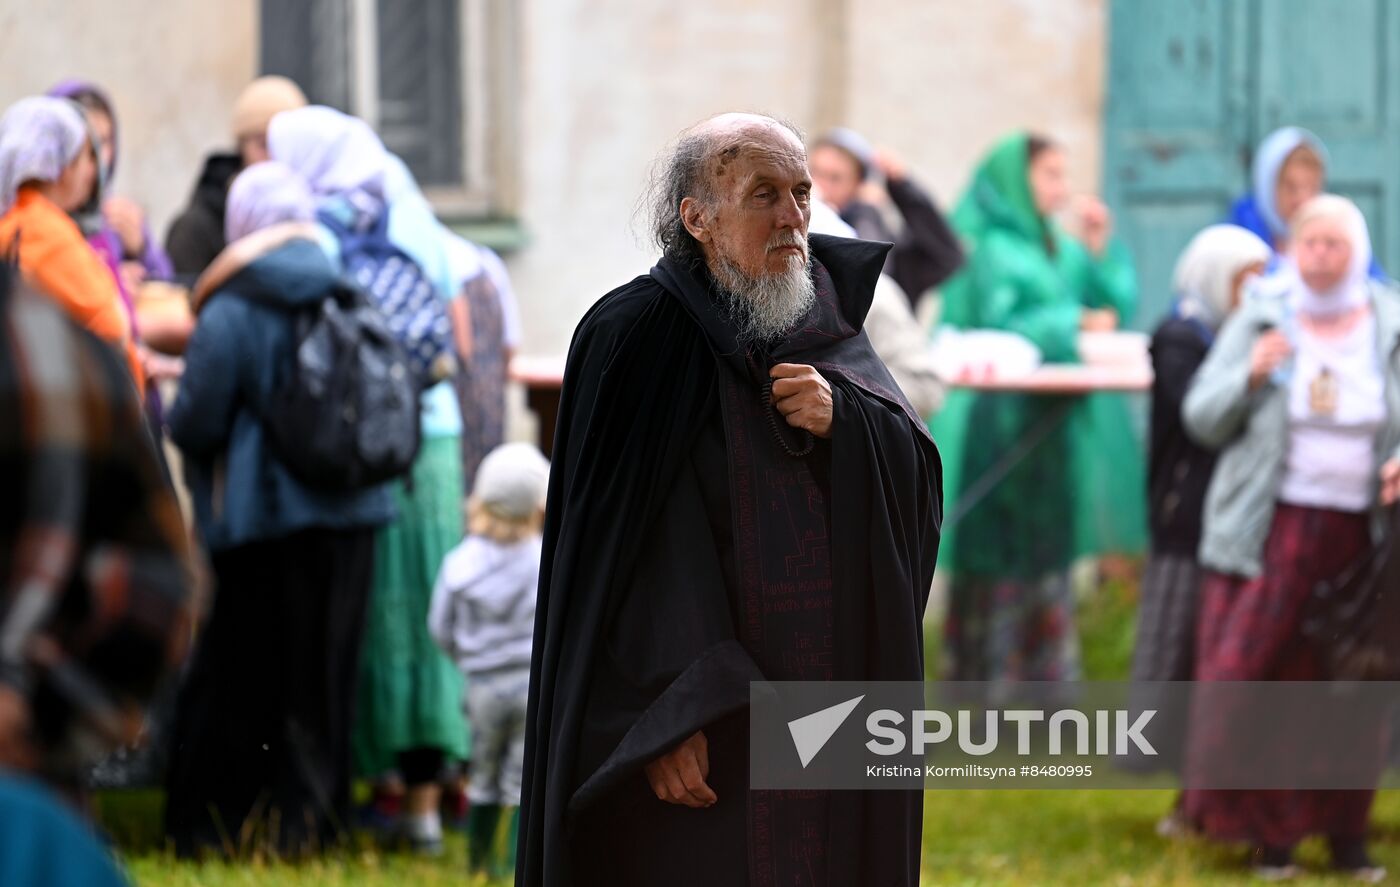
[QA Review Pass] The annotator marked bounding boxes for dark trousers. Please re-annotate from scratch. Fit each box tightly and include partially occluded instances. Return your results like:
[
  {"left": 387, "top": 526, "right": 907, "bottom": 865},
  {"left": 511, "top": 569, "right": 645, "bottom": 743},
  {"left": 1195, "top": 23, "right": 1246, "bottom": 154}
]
[{"left": 164, "top": 527, "right": 375, "bottom": 857}]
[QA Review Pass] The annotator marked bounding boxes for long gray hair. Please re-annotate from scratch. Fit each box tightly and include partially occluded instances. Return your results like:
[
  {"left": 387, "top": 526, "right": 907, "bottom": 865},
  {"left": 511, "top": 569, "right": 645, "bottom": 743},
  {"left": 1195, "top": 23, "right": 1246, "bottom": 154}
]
[{"left": 638, "top": 114, "right": 805, "bottom": 266}]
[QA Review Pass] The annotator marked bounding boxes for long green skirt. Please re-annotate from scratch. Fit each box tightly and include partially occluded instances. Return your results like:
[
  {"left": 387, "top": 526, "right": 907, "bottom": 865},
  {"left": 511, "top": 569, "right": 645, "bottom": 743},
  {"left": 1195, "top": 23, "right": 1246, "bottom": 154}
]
[{"left": 353, "top": 435, "right": 470, "bottom": 777}]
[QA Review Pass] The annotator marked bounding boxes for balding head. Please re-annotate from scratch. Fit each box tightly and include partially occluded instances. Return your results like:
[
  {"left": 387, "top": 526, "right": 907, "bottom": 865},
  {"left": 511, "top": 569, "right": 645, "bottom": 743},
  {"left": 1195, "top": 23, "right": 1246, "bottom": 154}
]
[
  {"left": 644, "top": 113, "right": 808, "bottom": 264},
  {"left": 642, "top": 112, "right": 816, "bottom": 343}
]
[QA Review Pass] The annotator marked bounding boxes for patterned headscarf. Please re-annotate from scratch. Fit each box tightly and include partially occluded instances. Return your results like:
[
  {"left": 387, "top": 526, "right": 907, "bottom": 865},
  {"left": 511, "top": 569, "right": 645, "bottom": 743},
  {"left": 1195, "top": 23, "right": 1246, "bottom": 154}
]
[{"left": 0, "top": 97, "right": 89, "bottom": 214}]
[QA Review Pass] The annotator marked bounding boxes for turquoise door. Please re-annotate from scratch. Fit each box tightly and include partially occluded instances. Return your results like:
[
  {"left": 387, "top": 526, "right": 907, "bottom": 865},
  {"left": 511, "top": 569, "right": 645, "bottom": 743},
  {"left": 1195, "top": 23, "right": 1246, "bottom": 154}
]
[
  {"left": 1104, "top": 0, "right": 1400, "bottom": 330},
  {"left": 1254, "top": 0, "right": 1400, "bottom": 273}
]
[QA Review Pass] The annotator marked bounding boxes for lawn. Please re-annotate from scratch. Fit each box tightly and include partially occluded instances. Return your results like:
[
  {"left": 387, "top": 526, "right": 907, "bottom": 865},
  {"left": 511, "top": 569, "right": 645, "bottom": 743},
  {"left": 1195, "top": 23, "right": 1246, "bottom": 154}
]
[{"left": 108, "top": 576, "right": 1400, "bottom": 885}]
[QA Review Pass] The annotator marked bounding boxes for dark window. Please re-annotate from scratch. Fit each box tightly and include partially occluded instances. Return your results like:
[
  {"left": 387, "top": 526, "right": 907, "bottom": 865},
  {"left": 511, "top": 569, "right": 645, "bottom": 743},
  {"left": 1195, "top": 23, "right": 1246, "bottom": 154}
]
[
  {"left": 375, "top": 0, "right": 464, "bottom": 188},
  {"left": 258, "top": 0, "right": 353, "bottom": 111},
  {"left": 259, "top": 0, "right": 465, "bottom": 189}
]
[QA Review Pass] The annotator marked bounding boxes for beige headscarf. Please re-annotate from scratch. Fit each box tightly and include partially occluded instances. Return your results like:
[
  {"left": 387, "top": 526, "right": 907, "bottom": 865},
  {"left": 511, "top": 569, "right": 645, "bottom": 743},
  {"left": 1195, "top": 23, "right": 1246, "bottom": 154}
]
[
  {"left": 1172, "top": 225, "right": 1272, "bottom": 331},
  {"left": 230, "top": 76, "right": 308, "bottom": 141}
]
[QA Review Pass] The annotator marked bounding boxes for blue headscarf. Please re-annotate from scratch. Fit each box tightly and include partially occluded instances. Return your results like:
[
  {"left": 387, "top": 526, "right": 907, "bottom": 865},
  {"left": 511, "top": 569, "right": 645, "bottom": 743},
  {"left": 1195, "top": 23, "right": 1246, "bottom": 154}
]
[{"left": 1251, "top": 126, "right": 1330, "bottom": 239}]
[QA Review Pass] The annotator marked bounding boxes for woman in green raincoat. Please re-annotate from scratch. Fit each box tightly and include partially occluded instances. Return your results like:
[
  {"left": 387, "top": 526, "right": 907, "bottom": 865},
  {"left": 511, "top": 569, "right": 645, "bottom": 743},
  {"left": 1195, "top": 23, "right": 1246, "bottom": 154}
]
[{"left": 932, "top": 132, "right": 1146, "bottom": 682}]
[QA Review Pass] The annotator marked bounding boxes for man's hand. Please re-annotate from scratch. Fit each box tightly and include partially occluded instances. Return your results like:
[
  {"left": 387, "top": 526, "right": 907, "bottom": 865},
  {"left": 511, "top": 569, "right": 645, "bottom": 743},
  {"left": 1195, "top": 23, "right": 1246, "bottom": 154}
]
[
  {"left": 644, "top": 731, "right": 716, "bottom": 808},
  {"left": 1248, "top": 330, "right": 1293, "bottom": 390},
  {"left": 771, "top": 363, "right": 833, "bottom": 439},
  {"left": 1381, "top": 458, "right": 1400, "bottom": 506},
  {"left": 0, "top": 684, "right": 35, "bottom": 772}
]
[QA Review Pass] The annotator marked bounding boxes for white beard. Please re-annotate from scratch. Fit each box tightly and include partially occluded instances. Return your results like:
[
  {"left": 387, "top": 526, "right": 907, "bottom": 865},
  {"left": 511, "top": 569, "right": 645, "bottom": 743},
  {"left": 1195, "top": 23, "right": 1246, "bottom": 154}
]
[{"left": 710, "top": 251, "right": 816, "bottom": 346}]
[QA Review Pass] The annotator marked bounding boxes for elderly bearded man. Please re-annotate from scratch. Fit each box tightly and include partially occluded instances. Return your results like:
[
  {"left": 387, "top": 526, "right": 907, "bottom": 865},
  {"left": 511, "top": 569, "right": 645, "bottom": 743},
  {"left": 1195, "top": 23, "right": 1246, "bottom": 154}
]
[{"left": 518, "top": 113, "right": 942, "bottom": 886}]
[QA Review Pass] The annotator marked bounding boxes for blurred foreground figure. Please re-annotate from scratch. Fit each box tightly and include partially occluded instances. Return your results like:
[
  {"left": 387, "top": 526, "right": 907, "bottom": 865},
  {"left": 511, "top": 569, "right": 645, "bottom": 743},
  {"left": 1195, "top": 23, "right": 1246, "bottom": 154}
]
[
  {"left": 0, "top": 775, "right": 129, "bottom": 885},
  {"left": 518, "top": 113, "right": 941, "bottom": 886},
  {"left": 0, "top": 261, "right": 194, "bottom": 792}
]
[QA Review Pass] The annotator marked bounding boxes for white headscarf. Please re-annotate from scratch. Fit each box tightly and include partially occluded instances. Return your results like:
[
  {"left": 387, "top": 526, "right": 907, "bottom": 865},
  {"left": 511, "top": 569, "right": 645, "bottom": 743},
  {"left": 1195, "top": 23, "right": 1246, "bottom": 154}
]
[
  {"left": 1252, "top": 126, "right": 1329, "bottom": 238},
  {"left": 1285, "top": 193, "right": 1372, "bottom": 317},
  {"left": 807, "top": 197, "right": 858, "bottom": 238},
  {"left": 224, "top": 161, "right": 316, "bottom": 243},
  {"left": 266, "top": 105, "right": 390, "bottom": 217},
  {"left": 0, "top": 97, "right": 89, "bottom": 214},
  {"left": 1172, "top": 225, "right": 1272, "bottom": 330}
]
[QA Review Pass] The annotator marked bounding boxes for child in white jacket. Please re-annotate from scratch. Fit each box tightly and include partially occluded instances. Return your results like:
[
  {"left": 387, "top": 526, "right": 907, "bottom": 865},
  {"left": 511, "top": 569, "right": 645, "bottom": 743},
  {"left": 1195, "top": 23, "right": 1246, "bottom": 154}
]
[{"left": 427, "top": 442, "right": 548, "bottom": 877}]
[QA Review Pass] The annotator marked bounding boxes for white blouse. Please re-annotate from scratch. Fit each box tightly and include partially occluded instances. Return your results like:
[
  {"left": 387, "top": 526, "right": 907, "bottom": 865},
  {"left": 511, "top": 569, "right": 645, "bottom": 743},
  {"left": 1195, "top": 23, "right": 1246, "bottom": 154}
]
[{"left": 1279, "top": 311, "right": 1386, "bottom": 513}]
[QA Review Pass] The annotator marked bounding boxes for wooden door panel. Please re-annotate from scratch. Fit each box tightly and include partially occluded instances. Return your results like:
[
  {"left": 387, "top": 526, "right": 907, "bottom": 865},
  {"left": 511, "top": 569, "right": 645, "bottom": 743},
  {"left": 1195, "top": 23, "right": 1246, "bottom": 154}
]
[
  {"left": 1255, "top": 0, "right": 1400, "bottom": 273},
  {"left": 1104, "top": 0, "right": 1251, "bottom": 329}
]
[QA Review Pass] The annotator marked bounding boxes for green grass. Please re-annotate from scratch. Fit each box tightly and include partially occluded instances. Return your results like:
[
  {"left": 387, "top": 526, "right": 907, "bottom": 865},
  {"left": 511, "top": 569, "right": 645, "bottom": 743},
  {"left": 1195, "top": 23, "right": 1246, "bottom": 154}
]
[
  {"left": 108, "top": 788, "right": 1400, "bottom": 886},
  {"left": 110, "top": 574, "right": 1400, "bottom": 885}
]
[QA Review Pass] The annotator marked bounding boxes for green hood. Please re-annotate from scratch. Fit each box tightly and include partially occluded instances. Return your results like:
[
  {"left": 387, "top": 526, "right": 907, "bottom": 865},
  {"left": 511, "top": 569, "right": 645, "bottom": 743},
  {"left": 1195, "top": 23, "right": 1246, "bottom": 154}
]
[{"left": 952, "top": 132, "right": 1047, "bottom": 245}]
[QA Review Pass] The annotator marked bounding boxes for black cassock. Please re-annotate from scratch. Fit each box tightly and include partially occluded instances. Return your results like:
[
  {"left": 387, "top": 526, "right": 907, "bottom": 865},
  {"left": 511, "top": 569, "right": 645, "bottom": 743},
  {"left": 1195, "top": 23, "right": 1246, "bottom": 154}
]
[{"left": 518, "top": 235, "right": 942, "bottom": 886}]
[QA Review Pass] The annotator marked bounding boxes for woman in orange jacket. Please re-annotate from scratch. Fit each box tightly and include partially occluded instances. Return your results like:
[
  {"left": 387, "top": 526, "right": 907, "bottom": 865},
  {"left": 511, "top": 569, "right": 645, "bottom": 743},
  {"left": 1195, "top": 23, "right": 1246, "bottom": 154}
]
[{"left": 0, "top": 96, "right": 143, "bottom": 390}]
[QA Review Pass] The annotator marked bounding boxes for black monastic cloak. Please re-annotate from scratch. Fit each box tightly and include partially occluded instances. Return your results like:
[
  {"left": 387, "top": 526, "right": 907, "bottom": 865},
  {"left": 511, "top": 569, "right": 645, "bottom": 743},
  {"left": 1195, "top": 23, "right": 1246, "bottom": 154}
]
[{"left": 517, "top": 234, "right": 942, "bottom": 886}]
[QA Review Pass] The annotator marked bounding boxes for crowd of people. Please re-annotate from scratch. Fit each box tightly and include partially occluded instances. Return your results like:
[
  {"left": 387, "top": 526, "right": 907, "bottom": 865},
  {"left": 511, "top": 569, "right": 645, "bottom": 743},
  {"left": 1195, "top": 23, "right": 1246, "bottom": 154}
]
[
  {"left": 0, "top": 64, "right": 1395, "bottom": 885},
  {"left": 0, "top": 74, "right": 541, "bottom": 879},
  {"left": 924, "top": 123, "right": 1399, "bottom": 880}
]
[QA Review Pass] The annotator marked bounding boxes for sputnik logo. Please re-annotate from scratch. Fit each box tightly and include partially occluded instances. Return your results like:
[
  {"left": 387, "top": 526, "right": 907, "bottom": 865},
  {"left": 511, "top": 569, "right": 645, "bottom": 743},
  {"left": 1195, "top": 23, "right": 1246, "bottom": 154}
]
[{"left": 787, "top": 695, "right": 865, "bottom": 768}]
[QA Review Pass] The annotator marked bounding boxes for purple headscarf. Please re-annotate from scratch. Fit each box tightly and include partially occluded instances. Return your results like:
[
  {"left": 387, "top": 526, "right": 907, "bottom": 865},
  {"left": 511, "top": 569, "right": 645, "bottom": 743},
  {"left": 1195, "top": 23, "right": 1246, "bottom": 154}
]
[
  {"left": 0, "top": 97, "right": 88, "bottom": 214},
  {"left": 267, "top": 105, "right": 390, "bottom": 219},
  {"left": 45, "top": 79, "right": 173, "bottom": 284},
  {"left": 224, "top": 161, "right": 316, "bottom": 243},
  {"left": 48, "top": 80, "right": 117, "bottom": 179}
]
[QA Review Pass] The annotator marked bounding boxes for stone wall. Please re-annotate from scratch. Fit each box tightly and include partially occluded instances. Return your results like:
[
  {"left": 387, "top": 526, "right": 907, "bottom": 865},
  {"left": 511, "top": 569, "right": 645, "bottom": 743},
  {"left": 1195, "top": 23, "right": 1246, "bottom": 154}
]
[
  {"left": 0, "top": 0, "right": 257, "bottom": 235},
  {"left": 0, "top": 0, "right": 1107, "bottom": 355}
]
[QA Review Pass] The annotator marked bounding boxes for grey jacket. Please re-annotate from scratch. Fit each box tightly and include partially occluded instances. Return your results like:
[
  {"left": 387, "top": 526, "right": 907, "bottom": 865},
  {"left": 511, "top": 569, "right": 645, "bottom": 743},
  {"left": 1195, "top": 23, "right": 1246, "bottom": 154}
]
[{"left": 1183, "top": 279, "right": 1400, "bottom": 577}]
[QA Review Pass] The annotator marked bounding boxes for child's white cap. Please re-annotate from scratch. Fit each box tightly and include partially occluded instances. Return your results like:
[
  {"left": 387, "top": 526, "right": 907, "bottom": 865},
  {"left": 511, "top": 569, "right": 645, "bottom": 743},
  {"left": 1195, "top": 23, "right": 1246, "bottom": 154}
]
[{"left": 473, "top": 442, "right": 550, "bottom": 519}]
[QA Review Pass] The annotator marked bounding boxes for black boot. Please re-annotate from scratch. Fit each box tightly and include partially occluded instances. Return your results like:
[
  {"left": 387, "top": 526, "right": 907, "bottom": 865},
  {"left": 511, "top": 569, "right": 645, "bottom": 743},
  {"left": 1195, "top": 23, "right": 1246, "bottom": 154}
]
[
  {"left": 1330, "top": 835, "right": 1386, "bottom": 882},
  {"left": 1250, "top": 844, "right": 1298, "bottom": 881}
]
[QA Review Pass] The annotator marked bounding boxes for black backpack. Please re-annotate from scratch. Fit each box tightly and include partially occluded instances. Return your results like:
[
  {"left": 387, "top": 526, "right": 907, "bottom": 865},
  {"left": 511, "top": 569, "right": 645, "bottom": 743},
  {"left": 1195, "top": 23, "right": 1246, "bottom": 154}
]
[{"left": 233, "top": 281, "right": 421, "bottom": 491}]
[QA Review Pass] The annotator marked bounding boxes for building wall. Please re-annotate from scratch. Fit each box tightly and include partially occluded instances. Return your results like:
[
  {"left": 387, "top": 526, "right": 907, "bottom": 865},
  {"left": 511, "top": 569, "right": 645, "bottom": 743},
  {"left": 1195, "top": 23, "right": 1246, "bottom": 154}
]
[
  {"left": 0, "top": 1, "right": 258, "bottom": 235},
  {"left": 0, "top": 0, "right": 1106, "bottom": 357},
  {"left": 509, "top": 0, "right": 1109, "bottom": 354}
]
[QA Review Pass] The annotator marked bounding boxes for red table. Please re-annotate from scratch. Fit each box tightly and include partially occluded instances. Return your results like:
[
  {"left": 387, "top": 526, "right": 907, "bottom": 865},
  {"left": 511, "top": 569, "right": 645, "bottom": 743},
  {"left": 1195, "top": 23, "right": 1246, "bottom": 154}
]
[{"left": 510, "top": 355, "right": 567, "bottom": 458}]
